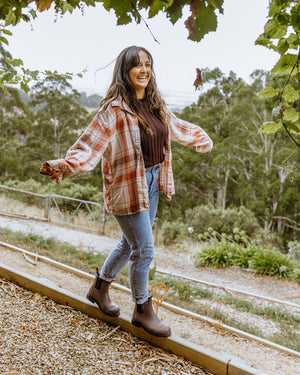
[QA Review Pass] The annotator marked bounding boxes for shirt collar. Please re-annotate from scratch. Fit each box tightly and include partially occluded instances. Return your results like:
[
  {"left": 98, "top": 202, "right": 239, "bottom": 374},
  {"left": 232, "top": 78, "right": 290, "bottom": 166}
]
[{"left": 111, "top": 98, "right": 135, "bottom": 115}]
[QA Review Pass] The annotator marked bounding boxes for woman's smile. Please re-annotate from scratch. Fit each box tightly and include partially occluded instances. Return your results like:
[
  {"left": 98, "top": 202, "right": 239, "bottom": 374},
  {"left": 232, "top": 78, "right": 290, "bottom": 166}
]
[{"left": 129, "top": 50, "right": 151, "bottom": 99}]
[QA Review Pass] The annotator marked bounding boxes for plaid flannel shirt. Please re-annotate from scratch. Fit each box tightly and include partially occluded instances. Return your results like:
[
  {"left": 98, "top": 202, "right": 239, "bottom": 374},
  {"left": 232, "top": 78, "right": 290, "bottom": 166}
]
[{"left": 46, "top": 98, "right": 213, "bottom": 215}]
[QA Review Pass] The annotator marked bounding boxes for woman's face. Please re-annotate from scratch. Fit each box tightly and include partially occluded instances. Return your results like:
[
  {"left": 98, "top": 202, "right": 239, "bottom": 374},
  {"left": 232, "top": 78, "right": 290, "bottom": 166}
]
[{"left": 128, "top": 50, "right": 151, "bottom": 99}]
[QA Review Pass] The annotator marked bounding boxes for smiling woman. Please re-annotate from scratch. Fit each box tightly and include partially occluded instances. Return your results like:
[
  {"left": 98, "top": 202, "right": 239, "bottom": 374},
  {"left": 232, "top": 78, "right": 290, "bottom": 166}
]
[
  {"left": 128, "top": 50, "right": 151, "bottom": 99},
  {"left": 40, "top": 45, "right": 213, "bottom": 338}
]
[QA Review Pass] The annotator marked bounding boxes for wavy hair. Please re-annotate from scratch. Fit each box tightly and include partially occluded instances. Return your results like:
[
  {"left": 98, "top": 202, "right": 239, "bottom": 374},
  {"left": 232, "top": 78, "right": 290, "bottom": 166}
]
[{"left": 100, "top": 46, "right": 166, "bottom": 132}]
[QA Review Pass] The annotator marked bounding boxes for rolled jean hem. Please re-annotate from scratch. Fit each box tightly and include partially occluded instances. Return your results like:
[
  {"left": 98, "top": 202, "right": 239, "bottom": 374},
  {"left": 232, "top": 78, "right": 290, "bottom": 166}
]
[
  {"left": 133, "top": 296, "right": 149, "bottom": 305},
  {"left": 99, "top": 273, "right": 114, "bottom": 283}
]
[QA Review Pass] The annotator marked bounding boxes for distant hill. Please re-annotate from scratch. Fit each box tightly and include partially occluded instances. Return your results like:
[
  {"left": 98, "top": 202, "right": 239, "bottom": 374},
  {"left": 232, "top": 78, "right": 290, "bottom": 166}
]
[
  {"left": 18, "top": 90, "right": 103, "bottom": 109},
  {"left": 78, "top": 92, "right": 102, "bottom": 108}
]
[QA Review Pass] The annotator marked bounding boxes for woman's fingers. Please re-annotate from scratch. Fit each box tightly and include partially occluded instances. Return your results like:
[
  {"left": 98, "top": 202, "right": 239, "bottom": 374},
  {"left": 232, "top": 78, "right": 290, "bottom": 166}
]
[{"left": 40, "top": 162, "right": 62, "bottom": 183}]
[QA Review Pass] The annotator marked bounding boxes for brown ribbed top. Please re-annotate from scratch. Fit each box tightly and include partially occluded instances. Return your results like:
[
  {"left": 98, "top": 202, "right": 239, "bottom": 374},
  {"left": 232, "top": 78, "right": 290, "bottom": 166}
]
[{"left": 138, "top": 101, "right": 168, "bottom": 168}]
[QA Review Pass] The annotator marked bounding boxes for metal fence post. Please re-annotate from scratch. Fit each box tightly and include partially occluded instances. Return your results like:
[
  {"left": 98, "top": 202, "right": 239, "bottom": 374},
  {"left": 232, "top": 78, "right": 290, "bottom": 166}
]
[
  {"left": 101, "top": 210, "right": 106, "bottom": 235},
  {"left": 44, "top": 196, "right": 51, "bottom": 222},
  {"left": 154, "top": 218, "right": 159, "bottom": 246}
]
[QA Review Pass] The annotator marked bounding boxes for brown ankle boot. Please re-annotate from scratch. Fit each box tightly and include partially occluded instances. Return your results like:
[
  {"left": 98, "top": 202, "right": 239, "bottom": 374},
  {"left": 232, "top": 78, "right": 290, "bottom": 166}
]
[
  {"left": 86, "top": 268, "right": 120, "bottom": 317},
  {"left": 132, "top": 296, "right": 171, "bottom": 337}
]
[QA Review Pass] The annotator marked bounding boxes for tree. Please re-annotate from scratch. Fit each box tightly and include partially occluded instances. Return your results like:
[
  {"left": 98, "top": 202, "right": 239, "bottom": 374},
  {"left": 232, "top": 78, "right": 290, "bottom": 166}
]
[
  {"left": 255, "top": 0, "right": 300, "bottom": 146},
  {"left": 25, "top": 75, "right": 91, "bottom": 165},
  {"left": 165, "top": 68, "right": 299, "bottom": 241},
  {"left": 0, "top": 45, "right": 35, "bottom": 179}
]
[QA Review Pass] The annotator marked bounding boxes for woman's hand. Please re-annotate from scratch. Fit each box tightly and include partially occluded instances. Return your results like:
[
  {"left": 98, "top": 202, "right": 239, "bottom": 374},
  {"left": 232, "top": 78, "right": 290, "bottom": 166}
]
[{"left": 40, "top": 162, "right": 63, "bottom": 184}]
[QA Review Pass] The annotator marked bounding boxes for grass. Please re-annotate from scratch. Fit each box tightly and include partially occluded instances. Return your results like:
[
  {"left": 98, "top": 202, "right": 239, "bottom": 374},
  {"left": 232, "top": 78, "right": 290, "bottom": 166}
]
[
  {"left": 149, "top": 274, "right": 300, "bottom": 352},
  {"left": 0, "top": 227, "right": 299, "bottom": 351},
  {"left": 0, "top": 227, "right": 129, "bottom": 282}
]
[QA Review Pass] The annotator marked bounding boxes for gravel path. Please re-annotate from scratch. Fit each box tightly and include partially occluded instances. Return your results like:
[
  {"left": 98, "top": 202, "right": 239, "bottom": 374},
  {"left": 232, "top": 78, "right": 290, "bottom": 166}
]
[
  {"left": 0, "top": 277, "right": 211, "bottom": 375},
  {"left": 1, "top": 246, "right": 299, "bottom": 375}
]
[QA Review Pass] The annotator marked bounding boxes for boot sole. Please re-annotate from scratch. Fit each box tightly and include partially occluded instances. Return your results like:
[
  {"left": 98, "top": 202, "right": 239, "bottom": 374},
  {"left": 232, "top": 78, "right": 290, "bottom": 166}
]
[
  {"left": 131, "top": 319, "right": 171, "bottom": 337},
  {"left": 86, "top": 293, "right": 120, "bottom": 317}
]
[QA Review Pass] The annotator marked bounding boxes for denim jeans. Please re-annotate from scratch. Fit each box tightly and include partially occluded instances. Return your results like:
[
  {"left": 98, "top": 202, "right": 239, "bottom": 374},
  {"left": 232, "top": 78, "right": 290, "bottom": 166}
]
[{"left": 100, "top": 164, "right": 160, "bottom": 304}]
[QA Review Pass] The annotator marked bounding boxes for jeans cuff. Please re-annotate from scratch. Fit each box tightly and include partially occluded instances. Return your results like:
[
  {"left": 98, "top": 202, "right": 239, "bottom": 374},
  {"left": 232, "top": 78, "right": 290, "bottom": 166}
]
[
  {"left": 99, "top": 272, "right": 114, "bottom": 283},
  {"left": 133, "top": 296, "right": 149, "bottom": 305}
]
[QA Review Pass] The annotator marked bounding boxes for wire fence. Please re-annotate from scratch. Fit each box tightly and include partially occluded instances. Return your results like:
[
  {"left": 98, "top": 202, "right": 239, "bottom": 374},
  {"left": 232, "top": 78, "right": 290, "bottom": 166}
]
[{"left": 0, "top": 185, "right": 106, "bottom": 234}]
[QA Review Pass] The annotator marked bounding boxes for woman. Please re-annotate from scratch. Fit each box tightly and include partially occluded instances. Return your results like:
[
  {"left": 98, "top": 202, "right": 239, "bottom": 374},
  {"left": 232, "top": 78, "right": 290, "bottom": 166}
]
[{"left": 40, "top": 46, "right": 213, "bottom": 337}]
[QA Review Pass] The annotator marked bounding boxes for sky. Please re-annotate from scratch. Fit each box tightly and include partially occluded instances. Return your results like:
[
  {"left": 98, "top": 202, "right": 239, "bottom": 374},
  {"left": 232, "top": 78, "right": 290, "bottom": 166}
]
[{"left": 6, "top": 0, "right": 278, "bottom": 107}]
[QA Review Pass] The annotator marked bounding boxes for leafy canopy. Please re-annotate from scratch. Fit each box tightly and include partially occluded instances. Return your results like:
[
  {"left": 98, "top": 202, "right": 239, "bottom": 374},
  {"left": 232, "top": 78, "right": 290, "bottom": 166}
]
[
  {"left": 0, "top": 0, "right": 224, "bottom": 42},
  {"left": 255, "top": 0, "right": 300, "bottom": 146},
  {"left": 0, "top": 1, "right": 223, "bottom": 92}
]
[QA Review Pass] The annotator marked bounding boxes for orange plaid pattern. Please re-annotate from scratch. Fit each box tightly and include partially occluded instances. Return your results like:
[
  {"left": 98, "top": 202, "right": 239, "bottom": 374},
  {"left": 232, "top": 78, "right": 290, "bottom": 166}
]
[{"left": 46, "top": 99, "right": 213, "bottom": 215}]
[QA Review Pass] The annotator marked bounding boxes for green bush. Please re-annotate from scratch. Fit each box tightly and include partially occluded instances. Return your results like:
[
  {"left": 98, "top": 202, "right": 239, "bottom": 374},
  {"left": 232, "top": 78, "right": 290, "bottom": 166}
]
[
  {"left": 160, "top": 220, "right": 187, "bottom": 245},
  {"left": 193, "top": 237, "right": 297, "bottom": 280},
  {"left": 193, "top": 240, "right": 255, "bottom": 268},
  {"left": 249, "top": 246, "right": 294, "bottom": 278},
  {"left": 185, "top": 205, "right": 262, "bottom": 239}
]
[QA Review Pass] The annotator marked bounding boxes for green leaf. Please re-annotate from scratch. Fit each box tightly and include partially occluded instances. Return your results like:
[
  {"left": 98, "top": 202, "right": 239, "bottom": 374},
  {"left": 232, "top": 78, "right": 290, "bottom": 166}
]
[
  {"left": 283, "top": 121, "right": 300, "bottom": 135},
  {"left": 166, "top": 0, "right": 185, "bottom": 24},
  {"left": 282, "top": 84, "right": 299, "bottom": 102},
  {"left": 258, "top": 121, "right": 282, "bottom": 134},
  {"left": 103, "top": 0, "right": 111, "bottom": 11},
  {"left": 208, "top": 0, "right": 224, "bottom": 13},
  {"left": 61, "top": 2, "right": 75, "bottom": 14},
  {"left": 20, "top": 81, "right": 30, "bottom": 93},
  {"left": 259, "top": 86, "right": 280, "bottom": 98},
  {"left": 5, "top": 10, "right": 17, "bottom": 26},
  {"left": 291, "top": 4, "right": 300, "bottom": 33},
  {"left": 287, "top": 33, "right": 300, "bottom": 50},
  {"left": 283, "top": 108, "right": 299, "bottom": 123},
  {"left": 264, "top": 19, "right": 287, "bottom": 39},
  {"left": 1, "top": 29, "right": 12, "bottom": 36},
  {"left": 30, "top": 10, "right": 37, "bottom": 19},
  {"left": 268, "top": 0, "right": 284, "bottom": 17},
  {"left": 255, "top": 34, "right": 269, "bottom": 47},
  {"left": 271, "top": 54, "right": 298, "bottom": 75},
  {"left": 149, "top": 0, "right": 165, "bottom": 18},
  {"left": 2, "top": 72, "right": 15, "bottom": 81},
  {"left": 276, "top": 38, "right": 289, "bottom": 54},
  {"left": 189, "top": 3, "right": 217, "bottom": 42},
  {"left": 11, "top": 58, "right": 23, "bottom": 67},
  {"left": 116, "top": 13, "right": 132, "bottom": 25},
  {"left": 0, "top": 36, "right": 8, "bottom": 44}
]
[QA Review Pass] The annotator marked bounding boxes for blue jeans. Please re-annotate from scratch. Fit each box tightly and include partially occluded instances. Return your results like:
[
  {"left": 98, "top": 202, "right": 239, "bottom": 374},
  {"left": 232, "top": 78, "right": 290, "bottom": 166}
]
[{"left": 100, "top": 164, "right": 160, "bottom": 304}]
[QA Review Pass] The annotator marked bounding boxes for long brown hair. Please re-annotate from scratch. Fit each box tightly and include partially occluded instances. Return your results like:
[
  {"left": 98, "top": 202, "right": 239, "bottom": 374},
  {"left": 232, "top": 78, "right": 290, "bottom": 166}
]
[{"left": 100, "top": 46, "right": 166, "bottom": 132}]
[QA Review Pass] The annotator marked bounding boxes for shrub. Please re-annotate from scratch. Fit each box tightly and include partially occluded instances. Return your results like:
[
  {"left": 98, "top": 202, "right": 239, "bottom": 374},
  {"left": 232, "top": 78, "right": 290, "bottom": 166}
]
[
  {"left": 185, "top": 205, "right": 262, "bottom": 239},
  {"left": 160, "top": 220, "right": 187, "bottom": 245},
  {"left": 250, "top": 246, "right": 294, "bottom": 278},
  {"left": 193, "top": 237, "right": 296, "bottom": 280},
  {"left": 193, "top": 239, "right": 256, "bottom": 268}
]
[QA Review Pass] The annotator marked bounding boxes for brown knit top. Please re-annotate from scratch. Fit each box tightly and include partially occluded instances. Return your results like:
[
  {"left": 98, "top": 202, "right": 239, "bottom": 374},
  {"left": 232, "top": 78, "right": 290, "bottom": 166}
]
[{"left": 138, "top": 100, "right": 168, "bottom": 168}]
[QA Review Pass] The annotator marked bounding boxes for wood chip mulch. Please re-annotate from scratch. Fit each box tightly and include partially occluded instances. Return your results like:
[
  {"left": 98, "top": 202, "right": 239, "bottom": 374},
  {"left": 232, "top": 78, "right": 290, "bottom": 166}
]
[{"left": 0, "top": 277, "right": 213, "bottom": 375}]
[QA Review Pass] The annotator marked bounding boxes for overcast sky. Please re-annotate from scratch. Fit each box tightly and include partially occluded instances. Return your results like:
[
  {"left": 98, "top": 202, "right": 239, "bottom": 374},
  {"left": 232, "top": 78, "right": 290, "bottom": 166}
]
[{"left": 7, "top": 0, "right": 278, "bottom": 105}]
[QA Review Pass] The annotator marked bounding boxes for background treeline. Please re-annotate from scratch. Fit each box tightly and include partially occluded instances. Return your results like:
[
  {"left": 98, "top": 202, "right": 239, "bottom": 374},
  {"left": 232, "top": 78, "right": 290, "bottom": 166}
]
[{"left": 0, "top": 61, "right": 299, "bottom": 250}]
